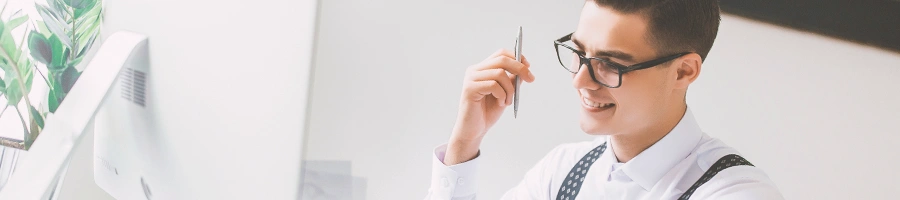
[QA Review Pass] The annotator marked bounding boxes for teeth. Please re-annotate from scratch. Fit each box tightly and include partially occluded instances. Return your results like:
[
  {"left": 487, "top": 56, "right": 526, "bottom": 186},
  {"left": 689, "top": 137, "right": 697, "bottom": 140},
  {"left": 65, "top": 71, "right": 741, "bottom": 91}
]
[{"left": 583, "top": 97, "right": 614, "bottom": 108}]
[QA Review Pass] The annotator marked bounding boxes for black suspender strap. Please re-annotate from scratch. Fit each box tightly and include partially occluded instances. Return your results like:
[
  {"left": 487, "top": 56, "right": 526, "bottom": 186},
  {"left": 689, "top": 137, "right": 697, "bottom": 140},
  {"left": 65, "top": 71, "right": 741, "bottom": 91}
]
[
  {"left": 555, "top": 142, "right": 607, "bottom": 200},
  {"left": 554, "top": 143, "right": 754, "bottom": 200},
  {"left": 677, "top": 154, "right": 754, "bottom": 200}
]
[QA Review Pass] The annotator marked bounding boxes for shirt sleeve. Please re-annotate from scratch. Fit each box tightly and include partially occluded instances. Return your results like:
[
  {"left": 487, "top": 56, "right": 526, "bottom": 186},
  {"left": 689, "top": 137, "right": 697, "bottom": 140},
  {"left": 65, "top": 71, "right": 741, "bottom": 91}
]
[
  {"left": 424, "top": 143, "right": 569, "bottom": 200},
  {"left": 424, "top": 143, "right": 480, "bottom": 200}
]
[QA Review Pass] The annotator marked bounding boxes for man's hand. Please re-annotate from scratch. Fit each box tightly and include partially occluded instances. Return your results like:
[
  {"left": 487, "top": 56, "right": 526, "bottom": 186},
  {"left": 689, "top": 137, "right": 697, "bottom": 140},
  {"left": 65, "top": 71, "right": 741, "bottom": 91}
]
[{"left": 444, "top": 49, "right": 535, "bottom": 165}]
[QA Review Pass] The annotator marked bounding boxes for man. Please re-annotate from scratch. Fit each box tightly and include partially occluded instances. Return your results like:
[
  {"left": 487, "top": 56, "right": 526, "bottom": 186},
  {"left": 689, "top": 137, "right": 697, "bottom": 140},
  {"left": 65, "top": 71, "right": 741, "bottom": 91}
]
[{"left": 425, "top": 0, "right": 784, "bottom": 199}]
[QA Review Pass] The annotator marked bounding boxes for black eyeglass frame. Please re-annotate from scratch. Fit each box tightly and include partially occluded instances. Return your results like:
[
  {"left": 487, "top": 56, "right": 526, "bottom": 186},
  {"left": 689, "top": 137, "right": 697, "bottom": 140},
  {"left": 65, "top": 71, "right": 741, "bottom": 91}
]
[{"left": 553, "top": 33, "right": 691, "bottom": 88}]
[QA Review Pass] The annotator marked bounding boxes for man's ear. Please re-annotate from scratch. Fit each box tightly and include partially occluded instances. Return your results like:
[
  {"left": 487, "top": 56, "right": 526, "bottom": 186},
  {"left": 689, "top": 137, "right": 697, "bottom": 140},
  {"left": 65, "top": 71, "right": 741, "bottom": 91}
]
[{"left": 674, "top": 53, "right": 702, "bottom": 90}]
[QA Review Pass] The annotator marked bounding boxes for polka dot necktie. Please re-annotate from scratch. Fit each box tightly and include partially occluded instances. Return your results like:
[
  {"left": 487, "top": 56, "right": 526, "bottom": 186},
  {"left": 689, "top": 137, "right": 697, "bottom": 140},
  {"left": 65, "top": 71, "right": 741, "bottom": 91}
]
[{"left": 554, "top": 142, "right": 753, "bottom": 200}]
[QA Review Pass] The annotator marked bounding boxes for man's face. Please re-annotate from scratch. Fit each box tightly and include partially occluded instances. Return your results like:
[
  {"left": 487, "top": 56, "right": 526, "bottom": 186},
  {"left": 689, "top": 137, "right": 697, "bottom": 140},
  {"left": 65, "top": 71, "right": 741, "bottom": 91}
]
[{"left": 572, "top": 2, "right": 683, "bottom": 135}]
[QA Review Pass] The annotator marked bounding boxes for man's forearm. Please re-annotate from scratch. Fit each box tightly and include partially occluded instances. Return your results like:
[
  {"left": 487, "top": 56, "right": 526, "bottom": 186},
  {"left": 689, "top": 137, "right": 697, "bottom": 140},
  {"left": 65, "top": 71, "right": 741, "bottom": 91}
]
[{"left": 443, "top": 137, "right": 482, "bottom": 165}]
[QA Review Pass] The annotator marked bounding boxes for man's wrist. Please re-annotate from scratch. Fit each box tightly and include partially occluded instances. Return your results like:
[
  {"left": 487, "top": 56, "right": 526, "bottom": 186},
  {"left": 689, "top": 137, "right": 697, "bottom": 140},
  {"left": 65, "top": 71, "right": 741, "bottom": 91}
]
[{"left": 444, "top": 137, "right": 482, "bottom": 165}]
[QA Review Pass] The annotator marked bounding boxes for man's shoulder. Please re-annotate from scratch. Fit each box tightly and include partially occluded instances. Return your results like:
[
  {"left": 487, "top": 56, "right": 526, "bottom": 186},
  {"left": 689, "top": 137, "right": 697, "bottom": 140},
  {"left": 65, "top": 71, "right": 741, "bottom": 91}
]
[
  {"left": 690, "top": 136, "right": 785, "bottom": 199},
  {"left": 693, "top": 137, "right": 741, "bottom": 169},
  {"left": 692, "top": 136, "right": 765, "bottom": 175}
]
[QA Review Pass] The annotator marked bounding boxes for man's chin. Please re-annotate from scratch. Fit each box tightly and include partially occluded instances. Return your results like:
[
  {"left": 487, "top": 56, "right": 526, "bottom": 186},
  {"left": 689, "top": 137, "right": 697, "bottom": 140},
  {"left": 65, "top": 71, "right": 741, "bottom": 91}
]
[{"left": 579, "top": 120, "right": 614, "bottom": 135}]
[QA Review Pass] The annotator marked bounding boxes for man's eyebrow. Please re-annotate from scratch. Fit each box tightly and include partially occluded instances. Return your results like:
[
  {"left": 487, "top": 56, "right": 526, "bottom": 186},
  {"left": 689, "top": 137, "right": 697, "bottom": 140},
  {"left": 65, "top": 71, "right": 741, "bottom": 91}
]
[
  {"left": 594, "top": 50, "right": 635, "bottom": 62},
  {"left": 571, "top": 36, "right": 636, "bottom": 63},
  {"left": 571, "top": 37, "right": 586, "bottom": 51}
]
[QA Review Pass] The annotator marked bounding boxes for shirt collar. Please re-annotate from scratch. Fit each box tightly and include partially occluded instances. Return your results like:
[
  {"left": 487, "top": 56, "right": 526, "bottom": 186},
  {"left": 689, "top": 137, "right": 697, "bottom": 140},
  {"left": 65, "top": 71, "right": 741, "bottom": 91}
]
[{"left": 609, "top": 107, "right": 703, "bottom": 191}]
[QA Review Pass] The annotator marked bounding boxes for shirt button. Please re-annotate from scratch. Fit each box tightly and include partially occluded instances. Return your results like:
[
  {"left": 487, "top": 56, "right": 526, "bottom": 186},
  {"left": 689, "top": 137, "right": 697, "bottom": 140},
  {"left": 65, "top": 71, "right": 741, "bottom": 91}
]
[
  {"left": 441, "top": 177, "right": 449, "bottom": 187},
  {"left": 457, "top": 178, "right": 464, "bottom": 186}
]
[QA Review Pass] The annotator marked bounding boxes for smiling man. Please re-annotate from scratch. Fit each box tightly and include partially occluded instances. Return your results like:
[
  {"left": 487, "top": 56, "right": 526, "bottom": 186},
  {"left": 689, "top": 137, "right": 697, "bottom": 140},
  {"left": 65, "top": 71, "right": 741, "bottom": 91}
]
[{"left": 425, "top": 0, "right": 784, "bottom": 199}]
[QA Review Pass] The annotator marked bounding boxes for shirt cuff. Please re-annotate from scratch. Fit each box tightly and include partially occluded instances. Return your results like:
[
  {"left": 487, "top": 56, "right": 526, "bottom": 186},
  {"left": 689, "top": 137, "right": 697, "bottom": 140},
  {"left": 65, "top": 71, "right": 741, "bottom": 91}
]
[{"left": 430, "top": 143, "right": 479, "bottom": 199}]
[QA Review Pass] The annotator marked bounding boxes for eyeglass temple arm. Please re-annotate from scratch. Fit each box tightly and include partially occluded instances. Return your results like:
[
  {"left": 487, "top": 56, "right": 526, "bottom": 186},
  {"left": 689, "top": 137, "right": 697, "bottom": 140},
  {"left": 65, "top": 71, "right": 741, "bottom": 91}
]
[
  {"left": 621, "top": 52, "right": 691, "bottom": 73},
  {"left": 556, "top": 33, "right": 573, "bottom": 44}
]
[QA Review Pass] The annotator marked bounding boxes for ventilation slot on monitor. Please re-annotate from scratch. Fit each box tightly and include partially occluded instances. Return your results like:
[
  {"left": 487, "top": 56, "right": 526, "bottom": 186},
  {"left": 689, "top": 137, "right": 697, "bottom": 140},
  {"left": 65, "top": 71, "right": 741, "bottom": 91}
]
[
  {"left": 119, "top": 68, "right": 147, "bottom": 107},
  {"left": 133, "top": 70, "right": 146, "bottom": 106}
]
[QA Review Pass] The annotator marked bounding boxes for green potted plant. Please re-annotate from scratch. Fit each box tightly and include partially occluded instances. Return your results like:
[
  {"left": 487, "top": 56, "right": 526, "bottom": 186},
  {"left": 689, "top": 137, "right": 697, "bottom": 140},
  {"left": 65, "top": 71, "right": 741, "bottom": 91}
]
[{"left": 0, "top": 0, "right": 103, "bottom": 150}]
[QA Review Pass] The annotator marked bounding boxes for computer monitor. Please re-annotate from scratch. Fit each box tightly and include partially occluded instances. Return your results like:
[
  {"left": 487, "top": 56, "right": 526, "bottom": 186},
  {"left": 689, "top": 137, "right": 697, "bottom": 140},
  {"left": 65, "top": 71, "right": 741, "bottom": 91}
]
[
  {"left": 0, "top": 31, "right": 152, "bottom": 200},
  {"left": 92, "top": 0, "right": 319, "bottom": 199}
]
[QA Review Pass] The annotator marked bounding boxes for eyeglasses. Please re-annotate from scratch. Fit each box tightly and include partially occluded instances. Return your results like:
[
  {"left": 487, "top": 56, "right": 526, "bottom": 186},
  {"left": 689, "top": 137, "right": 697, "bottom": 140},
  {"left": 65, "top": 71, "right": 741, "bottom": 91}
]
[{"left": 554, "top": 33, "right": 690, "bottom": 88}]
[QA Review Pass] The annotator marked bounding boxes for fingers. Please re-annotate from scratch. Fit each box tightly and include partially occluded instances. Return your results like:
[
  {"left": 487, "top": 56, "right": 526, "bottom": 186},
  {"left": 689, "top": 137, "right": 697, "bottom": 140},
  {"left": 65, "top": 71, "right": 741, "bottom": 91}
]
[
  {"left": 461, "top": 49, "right": 537, "bottom": 107},
  {"left": 519, "top": 55, "right": 534, "bottom": 83},
  {"left": 465, "top": 80, "right": 508, "bottom": 107},
  {"left": 469, "top": 69, "right": 515, "bottom": 105},
  {"left": 485, "top": 49, "right": 515, "bottom": 61},
  {"left": 474, "top": 55, "right": 535, "bottom": 82},
  {"left": 508, "top": 73, "right": 519, "bottom": 89},
  {"left": 477, "top": 49, "right": 535, "bottom": 82}
]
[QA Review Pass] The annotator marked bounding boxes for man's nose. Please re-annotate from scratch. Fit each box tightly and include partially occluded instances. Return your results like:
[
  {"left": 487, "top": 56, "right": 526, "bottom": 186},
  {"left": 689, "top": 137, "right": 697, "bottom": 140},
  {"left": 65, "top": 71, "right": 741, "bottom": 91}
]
[{"left": 572, "top": 63, "right": 600, "bottom": 90}]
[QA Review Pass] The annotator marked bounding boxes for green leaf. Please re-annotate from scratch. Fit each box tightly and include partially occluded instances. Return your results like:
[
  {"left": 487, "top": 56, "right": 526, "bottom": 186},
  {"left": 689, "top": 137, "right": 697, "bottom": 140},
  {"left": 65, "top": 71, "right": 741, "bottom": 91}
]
[
  {"left": 17, "top": 41, "right": 32, "bottom": 72},
  {"left": 29, "top": 105, "right": 43, "bottom": 128},
  {"left": 75, "top": 3, "right": 102, "bottom": 24},
  {"left": 47, "top": 72, "right": 63, "bottom": 113},
  {"left": 64, "top": 0, "right": 94, "bottom": 9},
  {"left": 36, "top": 20, "right": 51, "bottom": 37},
  {"left": 28, "top": 31, "right": 52, "bottom": 65},
  {"left": 48, "top": 34, "right": 68, "bottom": 70},
  {"left": 34, "top": 4, "right": 61, "bottom": 22},
  {"left": 0, "top": 75, "right": 5, "bottom": 93},
  {"left": 67, "top": 54, "right": 84, "bottom": 66},
  {"left": 0, "top": 58, "right": 9, "bottom": 74},
  {"left": 61, "top": 48, "right": 70, "bottom": 69},
  {"left": 24, "top": 64, "right": 33, "bottom": 95},
  {"left": 1, "top": 55, "right": 32, "bottom": 107},
  {"left": 73, "top": 12, "right": 95, "bottom": 29},
  {"left": 75, "top": 7, "right": 101, "bottom": 52},
  {"left": 74, "top": 22, "right": 98, "bottom": 49},
  {"left": 35, "top": 5, "right": 72, "bottom": 48},
  {"left": 17, "top": 54, "right": 32, "bottom": 77},
  {"left": 75, "top": 26, "right": 99, "bottom": 58},
  {"left": 73, "top": 0, "right": 99, "bottom": 19},
  {"left": 74, "top": 8, "right": 86, "bottom": 20},
  {"left": 25, "top": 111, "right": 40, "bottom": 149},
  {"left": 5, "top": 15, "right": 28, "bottom": 30},
  {"left": 48, "top": 85, "right": 60, "bottom": 113},
  {"left": 60, "top": 66, "right": 79, "bottom": 94},
  {"left": 75, "top": 17, "right": 100, "bottom": 39},
  {"left": 23, "top": 121, "right": 33, "bottom": 149},
  {"left": 4, "top": 77, "right": 22, "bottom": 106},
  {"left": 48, "top": 0, "right": 67, "bottom": 17},
  {"left": 9, "top": 60, "right": 36, "bottom": 104},
  {"left": 0, "top": 21, "right": 21, "bottom": 61}
]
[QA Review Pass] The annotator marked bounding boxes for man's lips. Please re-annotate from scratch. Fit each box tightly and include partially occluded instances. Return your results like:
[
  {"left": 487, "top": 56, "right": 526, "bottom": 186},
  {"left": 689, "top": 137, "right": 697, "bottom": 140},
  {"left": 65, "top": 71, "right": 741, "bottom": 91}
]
[{"left": 582, "top": 97, "right": 615, "bottom": 109}]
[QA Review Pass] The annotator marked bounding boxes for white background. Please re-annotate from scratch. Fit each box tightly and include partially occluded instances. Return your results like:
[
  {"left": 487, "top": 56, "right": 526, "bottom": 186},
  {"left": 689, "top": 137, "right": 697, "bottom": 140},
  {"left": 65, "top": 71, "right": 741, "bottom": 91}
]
[
  {"left": 53, "top": 0, "right": 900, "bottom": 199},
  {"left": 304, "top": 1, "right": 900, "bottom": 200}
]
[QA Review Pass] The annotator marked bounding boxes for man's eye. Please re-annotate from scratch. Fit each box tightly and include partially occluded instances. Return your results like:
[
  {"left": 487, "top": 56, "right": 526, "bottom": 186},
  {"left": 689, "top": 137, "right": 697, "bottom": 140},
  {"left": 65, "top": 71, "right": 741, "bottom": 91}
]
[
  {"left": 603, "top": 63, "right": 619, "bottom": 71},
  {"left": 594, "top": 59, "right": 620, "bottom": 72}
]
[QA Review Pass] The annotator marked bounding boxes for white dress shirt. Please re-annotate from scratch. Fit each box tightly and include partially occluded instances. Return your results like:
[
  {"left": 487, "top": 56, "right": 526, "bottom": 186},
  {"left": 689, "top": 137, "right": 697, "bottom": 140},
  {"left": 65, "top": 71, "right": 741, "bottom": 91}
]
[{"left": 425, "top": 109, "right": 784, "bottom": 200}]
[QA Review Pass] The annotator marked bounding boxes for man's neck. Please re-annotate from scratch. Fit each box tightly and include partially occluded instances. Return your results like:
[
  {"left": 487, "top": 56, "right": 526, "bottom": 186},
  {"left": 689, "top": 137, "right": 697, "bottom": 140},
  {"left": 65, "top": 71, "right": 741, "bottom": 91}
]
[{"left": 610, "top": 104, "right": 687, "bottom": 163}]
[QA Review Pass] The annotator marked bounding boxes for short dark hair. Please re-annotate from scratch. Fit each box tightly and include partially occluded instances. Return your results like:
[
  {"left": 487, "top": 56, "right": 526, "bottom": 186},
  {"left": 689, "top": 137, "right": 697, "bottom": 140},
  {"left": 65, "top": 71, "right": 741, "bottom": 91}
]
[{"left": 591, "top": 0, "right": 720, "bottom": 61}]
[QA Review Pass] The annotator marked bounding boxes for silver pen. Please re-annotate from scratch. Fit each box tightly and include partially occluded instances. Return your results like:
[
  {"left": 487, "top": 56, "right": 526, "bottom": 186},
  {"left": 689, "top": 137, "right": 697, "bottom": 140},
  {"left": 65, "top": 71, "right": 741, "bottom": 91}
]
[{"left": 514, "top": 26, "right": 522, "bottom": 118}]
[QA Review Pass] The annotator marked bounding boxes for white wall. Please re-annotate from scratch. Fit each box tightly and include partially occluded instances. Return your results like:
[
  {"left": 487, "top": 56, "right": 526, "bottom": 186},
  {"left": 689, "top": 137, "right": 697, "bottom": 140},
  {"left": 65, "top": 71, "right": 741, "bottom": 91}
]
[
  {"left": 306, "top": 1, "right": 900, "bottom": 200},
  {"left": 695, "top": 15, "right": 900, "bottom": 200}
]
